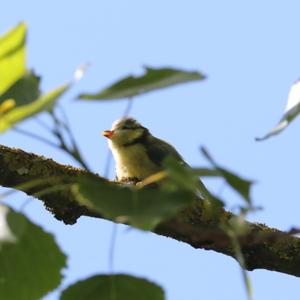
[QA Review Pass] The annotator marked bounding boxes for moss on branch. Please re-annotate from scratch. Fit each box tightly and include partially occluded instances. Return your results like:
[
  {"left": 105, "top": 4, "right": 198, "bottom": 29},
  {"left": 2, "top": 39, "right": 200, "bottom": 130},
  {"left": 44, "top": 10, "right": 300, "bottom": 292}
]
[{"left": 1, "top": 144, "right": 300, "bottom": 277}]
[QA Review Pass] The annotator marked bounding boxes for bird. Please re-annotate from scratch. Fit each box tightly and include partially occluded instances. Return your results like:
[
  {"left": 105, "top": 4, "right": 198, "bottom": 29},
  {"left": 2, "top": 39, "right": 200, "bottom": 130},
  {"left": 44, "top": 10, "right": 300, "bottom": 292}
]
[{"left": 102, "top": 117, "right": 186, "bottom": 183}]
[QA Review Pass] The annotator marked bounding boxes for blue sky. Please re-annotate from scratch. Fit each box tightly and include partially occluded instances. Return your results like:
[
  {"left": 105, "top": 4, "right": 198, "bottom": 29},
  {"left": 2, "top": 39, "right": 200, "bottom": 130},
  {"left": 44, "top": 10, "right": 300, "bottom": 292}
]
[{"left": 1, "top": 1, "right": 300, "bottom": 299}]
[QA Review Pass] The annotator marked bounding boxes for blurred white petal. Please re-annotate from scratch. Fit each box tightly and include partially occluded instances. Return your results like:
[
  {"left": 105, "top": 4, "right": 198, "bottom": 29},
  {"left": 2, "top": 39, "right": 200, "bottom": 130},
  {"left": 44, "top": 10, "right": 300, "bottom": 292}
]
[
  {"left": 285, "top": 79, "right": 300, "bottom": 112},
  {"left": 257, "top": 80, "right": 300, "bottom": 141},
  {"left": 73, "top": 63, "right": 90, "bottom": 82},
  {"left": 0, "top": 205, "right": 16, "bottom": 244}
]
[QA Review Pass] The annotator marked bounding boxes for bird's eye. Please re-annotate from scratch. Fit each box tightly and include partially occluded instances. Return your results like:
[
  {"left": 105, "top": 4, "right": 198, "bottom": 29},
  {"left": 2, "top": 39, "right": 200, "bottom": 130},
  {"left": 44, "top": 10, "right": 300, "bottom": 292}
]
[{"left": 122, "top": 125, "right": 132, "bottom": 130}]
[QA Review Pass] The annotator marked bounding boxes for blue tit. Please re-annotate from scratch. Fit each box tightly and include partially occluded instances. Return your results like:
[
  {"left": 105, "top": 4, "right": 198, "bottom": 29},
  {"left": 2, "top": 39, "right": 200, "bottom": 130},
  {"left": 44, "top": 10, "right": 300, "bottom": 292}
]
[{"left": 102, "top": 117, "right": 186, "bottom": 182}]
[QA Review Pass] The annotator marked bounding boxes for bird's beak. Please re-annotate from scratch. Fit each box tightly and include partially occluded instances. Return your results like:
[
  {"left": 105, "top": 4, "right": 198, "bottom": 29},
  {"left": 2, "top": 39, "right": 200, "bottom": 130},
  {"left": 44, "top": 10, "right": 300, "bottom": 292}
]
[{"left": 102, "top": 130, "right": 114, "bottom": 138}]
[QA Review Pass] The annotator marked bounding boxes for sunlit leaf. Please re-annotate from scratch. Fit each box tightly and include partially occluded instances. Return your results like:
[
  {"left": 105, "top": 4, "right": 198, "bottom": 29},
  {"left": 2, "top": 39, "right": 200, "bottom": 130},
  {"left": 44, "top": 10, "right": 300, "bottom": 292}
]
[
  {"left": 79, "top": 66, "right": 205, "bottom": 100},
  {"left": 257, "top": 79, "right": 300, "bottom": 141},
  {"left": 60, "top": 274, "right": 165, "bottom": 300},
  {"left": 0, "top": 22, "right": 26, "bottom": 95},
  {"left": 201, "top": 147, "right": 253, "bottom": 205},
  {"left": 0, "top": 64, "right": 88, "bottom": 133},
  {"left": 0, "top": 70, "right": 40, "bottom": 106},
  {"left": 74, "top": 175, "right": 193, "bottom": 230},
  {"left": 0, "top": 83, "right": 69, "bottom": 132},
  {"left": 0, "top": 205, "right": 66, "bottom": 300},
  {"left": 0, "top": 99, "right": 16, "bottom": 114}
]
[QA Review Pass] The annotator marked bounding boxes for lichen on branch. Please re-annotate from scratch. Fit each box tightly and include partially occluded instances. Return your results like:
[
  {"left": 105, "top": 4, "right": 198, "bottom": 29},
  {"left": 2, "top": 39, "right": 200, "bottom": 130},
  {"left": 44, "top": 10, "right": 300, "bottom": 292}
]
[{"left": 0, "top": 144, "right": 300, "bottom": 277}]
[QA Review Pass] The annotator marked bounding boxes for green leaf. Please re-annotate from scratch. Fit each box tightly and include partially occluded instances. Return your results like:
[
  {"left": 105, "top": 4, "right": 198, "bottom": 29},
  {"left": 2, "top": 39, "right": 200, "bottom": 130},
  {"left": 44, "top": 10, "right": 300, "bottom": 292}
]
[
  {"left": 0, "top": 83, "right": 69, "bottom": 132},
  {"left": 0, "top": 205, "right": 66, "bottom": 300},
  {"left": 60, "top": 274, "right": 165, "bottom": 300},
  {"left": 74, "top": 175, "right": 193, "bottom": 230},
  {"left": 256, "top": 79, "right": 300, "bottom": 141},
  {"left": 79, "top": 66, "right": 205, "bottom": 100},
  {"left": 163, "top": 157, "right": 204, "bottom": 193},
  {"left": 0, "top": 23, "right": 26, "bottom": 95},
  {"left": 0, "top": 70, "right": 40, "bottom": 106},
  {"left": 201, "top": 147, "right": 253, "bottom": 205},
  {"left": 192, "top": 168, "right": 221, "bottom": 177},
  {"left": 163, "top": 157, "right": 225, "bottom": 212}
]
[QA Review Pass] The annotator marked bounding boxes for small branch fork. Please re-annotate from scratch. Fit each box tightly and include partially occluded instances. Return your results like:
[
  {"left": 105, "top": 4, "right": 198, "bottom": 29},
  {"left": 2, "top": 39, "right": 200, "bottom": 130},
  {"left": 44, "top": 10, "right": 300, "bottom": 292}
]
[{"left": 13, "top": 106, "right": 91, "bottom": 171}]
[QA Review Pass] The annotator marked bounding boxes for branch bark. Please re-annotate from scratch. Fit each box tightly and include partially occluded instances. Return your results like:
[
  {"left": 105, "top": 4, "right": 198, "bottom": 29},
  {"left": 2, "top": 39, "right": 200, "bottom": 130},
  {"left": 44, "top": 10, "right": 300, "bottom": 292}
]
[{"left": 1, "top": 144, "right": 300, "bottom": 277}]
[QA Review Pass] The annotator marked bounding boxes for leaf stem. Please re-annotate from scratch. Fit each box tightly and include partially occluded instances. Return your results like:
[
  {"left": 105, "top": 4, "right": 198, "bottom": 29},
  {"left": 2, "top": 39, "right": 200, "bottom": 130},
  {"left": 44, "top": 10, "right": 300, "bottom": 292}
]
[
  {"left": 51, "top": 107, "right": 91, "bottom": 171},
  {"left": 108, "top": 224, "right": 118, "bottom": 273}
]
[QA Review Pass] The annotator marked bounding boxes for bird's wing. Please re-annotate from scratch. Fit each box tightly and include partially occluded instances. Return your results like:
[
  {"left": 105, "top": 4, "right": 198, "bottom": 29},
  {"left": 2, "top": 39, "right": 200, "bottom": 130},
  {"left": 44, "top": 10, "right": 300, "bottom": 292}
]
[{"left": 145, "top": 136, "right": 186, "bottom": 167}]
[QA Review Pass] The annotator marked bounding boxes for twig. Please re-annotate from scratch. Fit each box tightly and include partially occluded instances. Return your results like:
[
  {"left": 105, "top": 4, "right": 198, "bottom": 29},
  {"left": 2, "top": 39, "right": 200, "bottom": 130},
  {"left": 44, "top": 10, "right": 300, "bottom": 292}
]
[
  {"left": 108, "top": 224, "right": 118, "bottom": 272},
  {"left": 13, "top": 126, "right": 59, "bottom": 149},
  {"left": 123, "top": 97, "right": 133, "bottom": 117},
  {"left": 34, "top": 116, "right": 54, "bottom": 132},
  {"left": 19, "top": 197, "right": 33, "bottom": 212},
  {"left": 51, "top": 107, "right": 91, "bottom": 171}
]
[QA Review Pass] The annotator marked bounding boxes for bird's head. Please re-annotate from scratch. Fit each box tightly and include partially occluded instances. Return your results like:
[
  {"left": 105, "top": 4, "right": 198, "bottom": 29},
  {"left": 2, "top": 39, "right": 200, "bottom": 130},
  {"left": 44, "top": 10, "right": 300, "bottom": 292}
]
[{"left": 102, "top": 117, "right": 148, "bottom": 146}]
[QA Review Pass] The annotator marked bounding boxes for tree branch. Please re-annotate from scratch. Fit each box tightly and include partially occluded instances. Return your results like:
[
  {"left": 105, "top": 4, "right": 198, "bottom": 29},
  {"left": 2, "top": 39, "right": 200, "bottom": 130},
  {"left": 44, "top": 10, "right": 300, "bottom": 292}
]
[{"left": 0, "top": 144, "right": 300, "bottom": 277}]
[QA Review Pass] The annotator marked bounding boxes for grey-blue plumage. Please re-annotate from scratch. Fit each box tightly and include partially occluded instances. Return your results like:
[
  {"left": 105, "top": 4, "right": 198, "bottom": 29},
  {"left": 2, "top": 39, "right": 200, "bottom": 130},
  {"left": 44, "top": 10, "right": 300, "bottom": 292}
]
[{"left": 144, "top": 135, "right": 185, "bottom": 167}]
